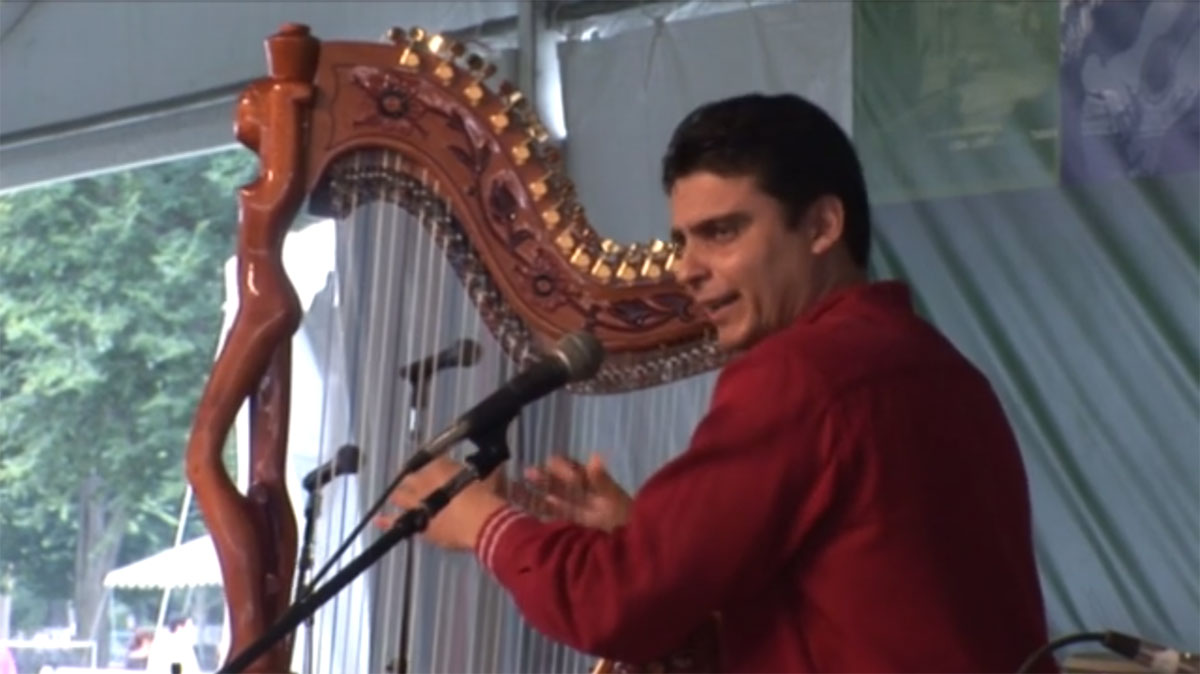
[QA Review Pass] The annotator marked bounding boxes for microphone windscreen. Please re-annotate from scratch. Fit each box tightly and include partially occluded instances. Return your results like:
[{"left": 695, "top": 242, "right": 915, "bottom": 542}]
[{"left": 553, "top": 332, "right": 605, "bottom": 381}]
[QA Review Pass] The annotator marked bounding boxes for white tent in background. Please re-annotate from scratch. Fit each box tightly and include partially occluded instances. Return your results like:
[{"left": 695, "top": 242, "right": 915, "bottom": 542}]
[{"left": 103, "top": 536, "right": 221, "bottom": 590}]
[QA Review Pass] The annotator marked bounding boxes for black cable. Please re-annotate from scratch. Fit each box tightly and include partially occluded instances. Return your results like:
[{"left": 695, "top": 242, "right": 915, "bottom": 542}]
[{"left": 1016, "top": 631, "right": 1106, "bottom": 673}]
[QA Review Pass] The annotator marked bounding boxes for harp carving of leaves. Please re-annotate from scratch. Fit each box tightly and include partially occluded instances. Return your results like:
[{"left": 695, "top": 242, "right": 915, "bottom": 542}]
[{"left": 184, "top": 23, "right": 725, "bottom": 674}]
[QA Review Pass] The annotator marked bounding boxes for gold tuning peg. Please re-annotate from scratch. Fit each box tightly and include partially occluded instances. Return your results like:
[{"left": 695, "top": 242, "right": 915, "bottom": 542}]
[
  {"left": 423, "top": 34, "right": 461, "bottom": 83},
  {"left": 570, "top": 244, "right": 592, "bottom": 270},
  {"left": 555, "top": 230, "right": 575, "bottom": 253},
  {"left": 424, "top": 33, "right": 446, "bottom": 55},
  {"left": 463, "top": 55, "right": 497, "bottom": 105},
  {"left": 615, "top": 258, "right": 638, "bottom": 282},
  {"left": 525, "top": 122, "right": 550, "bottom": 144},
  {"left": 528, "top": 177, "right": 549, "bottom": 200},
  {"left": 398, "top": 27, "right": 427, "bottom": 68},
  {"left": 510, "top": 140, "right": 532, "bottom": 166},
  {"left": 663, "top": 249, "right": 678, "bottom": 273},
  {"left": 497, "top": 82, "right": 530, "bottom": 113},
  {"left": 590, "top": 258, "right": 613, "bottom": 281}
]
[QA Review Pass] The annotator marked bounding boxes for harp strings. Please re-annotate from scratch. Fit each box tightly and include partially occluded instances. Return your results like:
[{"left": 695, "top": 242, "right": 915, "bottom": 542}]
[{"left": 299, "top": 147, "right": 719, "bottom": 673}]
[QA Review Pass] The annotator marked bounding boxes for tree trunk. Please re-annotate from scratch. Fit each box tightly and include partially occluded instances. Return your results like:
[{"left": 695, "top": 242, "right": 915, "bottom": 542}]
[{"left": 73, "top": 473, "right": 128, "bottom": 665}]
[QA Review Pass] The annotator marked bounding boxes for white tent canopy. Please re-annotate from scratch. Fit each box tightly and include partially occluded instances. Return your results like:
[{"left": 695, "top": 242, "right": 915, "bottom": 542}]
[{"left": 103, "top": 536, "right": 221, "bottom": 590}]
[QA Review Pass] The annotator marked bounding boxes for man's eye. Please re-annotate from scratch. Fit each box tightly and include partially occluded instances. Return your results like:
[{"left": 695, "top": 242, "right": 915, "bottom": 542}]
[{"left": 712, "top": 223, "right": 738, "bottom": 240}]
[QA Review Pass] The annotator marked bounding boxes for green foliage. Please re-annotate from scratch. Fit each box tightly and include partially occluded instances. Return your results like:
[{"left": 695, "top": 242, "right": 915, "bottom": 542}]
[{"left": 0, "top": 149, "right": 256, "bottom": 631}]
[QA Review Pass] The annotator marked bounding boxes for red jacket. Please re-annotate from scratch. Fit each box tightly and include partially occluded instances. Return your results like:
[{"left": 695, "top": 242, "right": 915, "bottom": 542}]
[{"left": 476, "top": 281, "right": 1053, "bottom": 672}]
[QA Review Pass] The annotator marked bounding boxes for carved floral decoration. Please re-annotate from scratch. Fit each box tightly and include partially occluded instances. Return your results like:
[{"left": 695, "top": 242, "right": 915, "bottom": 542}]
[{"left": 344, "top": 65, "right": 697, "bottom": 335}]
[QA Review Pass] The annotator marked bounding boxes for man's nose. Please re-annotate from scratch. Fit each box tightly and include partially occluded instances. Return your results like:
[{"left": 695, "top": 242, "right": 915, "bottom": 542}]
[{"left": 672, "top": 247, "right": 709, "bottom": 290}]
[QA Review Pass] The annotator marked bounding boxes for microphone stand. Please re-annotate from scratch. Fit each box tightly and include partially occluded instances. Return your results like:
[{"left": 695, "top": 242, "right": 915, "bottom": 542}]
[
  {"left": 218, "top": 429, "right": 511, "bottom": 674},
  {"left": 295, "top": 489, "right": 318, "bottom": 674},
  {"left": 292, "top": 444, "right": 360, "bottom": 674},
  {"left": 392, "top": 372, "right": 436, "bottom": 674}
]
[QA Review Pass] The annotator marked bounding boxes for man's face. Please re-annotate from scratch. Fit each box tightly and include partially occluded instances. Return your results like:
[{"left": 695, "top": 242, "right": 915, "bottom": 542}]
[{"left": 669, "top": 171, "right": 816, "bottom": 352}]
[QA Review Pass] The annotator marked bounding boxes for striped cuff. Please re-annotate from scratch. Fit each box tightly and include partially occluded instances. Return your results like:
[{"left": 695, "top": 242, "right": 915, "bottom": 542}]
[{"left": 475, "top": 505, "right": 530, "bottom": 572}]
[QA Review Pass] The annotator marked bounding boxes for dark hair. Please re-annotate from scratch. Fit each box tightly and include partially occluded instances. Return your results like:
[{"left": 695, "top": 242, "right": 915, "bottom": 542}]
[{"left": 661, "top": 93, "right": 871, "bottom": 268}]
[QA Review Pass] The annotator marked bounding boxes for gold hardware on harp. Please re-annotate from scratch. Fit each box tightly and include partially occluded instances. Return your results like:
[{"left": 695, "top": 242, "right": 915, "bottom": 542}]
[
  {"left": 424, "top": 33, "right": 445, "bottom": 54},
  {"left": 397, "top": 27, "right": 425, "bottom": 68},
  {"left": 570, "top": 244, "right": 593, "bottom": 269},
  {"left": 511, "top": 141, "right": 532, "bottom": 165},
  {"left": 526, "top": 121, "right": 551, "bottom": 144},
  {"left": 463, "top": 54, "right": 497, "bottom": 104},
  {"left": 590, "top": 258, "right": 613, "bottom": 280},
  {"left": 663, "top": 249, "right": 679, "bottom": 273},
  {"left": 555, "top": 230, "right": 576, "bottom": 252},
  {"left": 616, "top": 244, "right": 644, "bottom": 282}
]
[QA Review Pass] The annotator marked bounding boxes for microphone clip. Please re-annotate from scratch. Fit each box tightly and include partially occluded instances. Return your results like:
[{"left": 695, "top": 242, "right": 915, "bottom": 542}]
[{"left": 463, "top": 427, "right": 511, "bottom": 482}]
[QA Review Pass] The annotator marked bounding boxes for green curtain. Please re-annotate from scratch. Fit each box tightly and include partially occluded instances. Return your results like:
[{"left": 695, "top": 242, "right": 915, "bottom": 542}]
[{"left": 855, "top": 0, "right": 1199, "bottom": 647}]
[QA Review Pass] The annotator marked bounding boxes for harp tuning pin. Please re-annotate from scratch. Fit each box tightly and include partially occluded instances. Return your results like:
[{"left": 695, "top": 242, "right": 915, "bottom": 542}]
[
  {"left": 663, "top": 249, "right": 678, "bottom": 274},
  {"left": 590, "top": 258, "right": 613, "bottom": 281},
  {"left": 570, "top": 244, "right": 592, "bottom": 270},
  {"left": 424, "top": 33, "right": 446, "bottom": 55},
  {"left": 528, "top": 178, "right": 549, "bottom": 200},
  {"left": 542, "top": 207, "right": 561, "bottom": 229},
  {"left": 650, "top": 239, "right": 667, "bottom": 253},
  {"left": 555, "top": 230, "right": 575, "bottom": 252},
  {"left": 510, "top": 141, "right": 531, "bottom": 166},
  {"left": 525, "top": 122, "right": 550, "bottom": 144},
  {"left": 502, "top": 90, "right": 526, "bottom": 113},
  {"left": 624, "top": 242, "right": 645, "bottom": 265},
  {"left": 463, "top": 56, "right": 496, "bottom": 105},
  {"left": 616, "top": 258, "right": 638, "bottom": 282},
  {"left": 600, "top": 238, "right": 619, "bottom": 254},
  {"left": 489, "top": 112, "right": 510, "bottom": 132},
  {"left": 641, "top": 257, "right": 664, "bottom": 279},
  {"left": 398, "top": 28, "right": 424, "bottom": 68},
  {"left": 385, "top": 27, "right": 407, "bottom": 43}
]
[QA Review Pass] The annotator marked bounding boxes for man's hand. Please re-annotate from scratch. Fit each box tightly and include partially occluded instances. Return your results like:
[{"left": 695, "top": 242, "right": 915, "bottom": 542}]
[
  {"left": 517, "top": 454, "right": 632, "bottom": 532},
  {"left": 379, "top": 456, "right": 507, "bottom": 551}
]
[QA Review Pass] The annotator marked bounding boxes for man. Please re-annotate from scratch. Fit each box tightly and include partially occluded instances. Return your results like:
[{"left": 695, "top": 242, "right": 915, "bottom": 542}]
[{"left": 385, "top": 93, "right": 1053, "bottom": 672}]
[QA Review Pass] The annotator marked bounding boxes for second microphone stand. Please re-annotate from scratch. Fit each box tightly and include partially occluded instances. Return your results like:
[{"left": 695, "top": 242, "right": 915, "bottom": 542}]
[{"left": 218, "top": 429, "right": 511, "bottom": 674}]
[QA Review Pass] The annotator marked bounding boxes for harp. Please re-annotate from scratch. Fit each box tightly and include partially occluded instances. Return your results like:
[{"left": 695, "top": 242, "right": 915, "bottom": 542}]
[{"left": 184, "top": 23, "right": 724, "bottom": 674}]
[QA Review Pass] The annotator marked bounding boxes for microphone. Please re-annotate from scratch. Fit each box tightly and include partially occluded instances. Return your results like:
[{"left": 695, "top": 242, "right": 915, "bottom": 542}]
[
  {"left": 398, "top": 338, "right": 483, "bottom": 384},
  {"left": 1103, "top": 631, "right": 1199, "bottom": 673},
  {"left": 399, "top": 332, "right": 604, "bottom": 475},
  {"left": 301, "top": 444, "right": 361, "bottom": 492}
]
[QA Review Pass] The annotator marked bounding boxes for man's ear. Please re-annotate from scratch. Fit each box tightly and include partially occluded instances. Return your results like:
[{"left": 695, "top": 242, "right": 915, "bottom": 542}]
[{"left": 807, "top": 195, "right": 845, "bottom": 256}]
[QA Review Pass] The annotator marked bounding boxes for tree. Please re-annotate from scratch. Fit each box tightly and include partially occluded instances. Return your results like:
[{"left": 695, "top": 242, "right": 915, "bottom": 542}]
[{"left": 0, "top": 149, "right": 255, "bottom": 655}]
